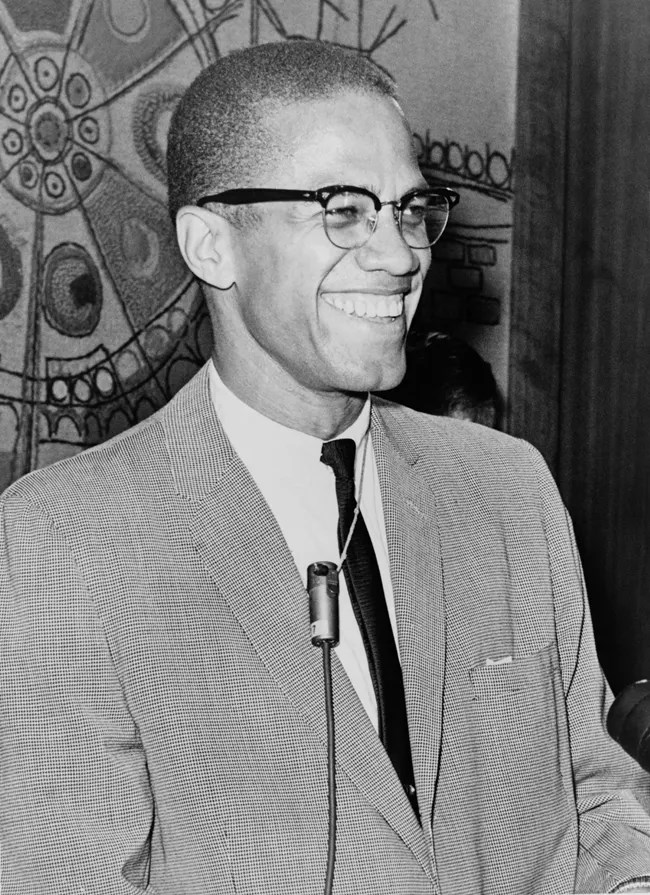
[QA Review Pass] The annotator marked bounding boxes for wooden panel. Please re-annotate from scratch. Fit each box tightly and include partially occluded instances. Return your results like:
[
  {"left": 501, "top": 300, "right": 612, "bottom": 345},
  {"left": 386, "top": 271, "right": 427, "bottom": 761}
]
[
  {"left": 507, "top": 0, "right": 571, "bottom": 472},
  {"left": 559, "top": 0, "right": 650, "bottom": 691}
]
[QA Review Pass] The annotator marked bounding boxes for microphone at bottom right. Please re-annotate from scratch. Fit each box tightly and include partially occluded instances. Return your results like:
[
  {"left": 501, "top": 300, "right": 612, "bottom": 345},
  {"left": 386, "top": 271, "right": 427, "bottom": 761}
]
[{"left": 607, "top": 679, "right": 650, "bottom": 773}]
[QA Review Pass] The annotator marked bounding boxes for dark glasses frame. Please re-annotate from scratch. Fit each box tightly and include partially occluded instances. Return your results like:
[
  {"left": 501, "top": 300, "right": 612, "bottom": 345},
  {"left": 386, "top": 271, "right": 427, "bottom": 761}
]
[{"left": 196, "top": 184, "right": 460, "bottom": 214}]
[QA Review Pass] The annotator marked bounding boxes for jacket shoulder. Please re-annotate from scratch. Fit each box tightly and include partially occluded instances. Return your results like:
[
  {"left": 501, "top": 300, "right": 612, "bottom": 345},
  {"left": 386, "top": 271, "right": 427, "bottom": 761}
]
[
  {"left": 1, "top": 364, "right": 218, "bottom": 516},
  {"left": 373, "top": 397, "right": 556, "bottom": 512},
  {"left": 2, "top": 409, "right": 166, "bottom": 516},
  {"left": 374, "top": 396, "right": 538, "bottom": 466}
]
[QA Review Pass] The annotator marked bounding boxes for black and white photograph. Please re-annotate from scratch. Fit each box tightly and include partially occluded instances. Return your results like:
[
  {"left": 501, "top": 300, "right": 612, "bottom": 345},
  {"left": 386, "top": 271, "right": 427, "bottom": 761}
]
[{"left": 1, "top": 1, "right": 649, "bottom": 892}]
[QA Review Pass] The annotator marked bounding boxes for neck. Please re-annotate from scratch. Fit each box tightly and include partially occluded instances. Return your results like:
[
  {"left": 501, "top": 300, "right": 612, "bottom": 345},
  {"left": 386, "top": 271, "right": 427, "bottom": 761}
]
[
  {"left": 213, "top": 358, "right": 368, "bottom": 441},
  {"left": 211, "top": 354, "right": 368, "bottom": 440}
]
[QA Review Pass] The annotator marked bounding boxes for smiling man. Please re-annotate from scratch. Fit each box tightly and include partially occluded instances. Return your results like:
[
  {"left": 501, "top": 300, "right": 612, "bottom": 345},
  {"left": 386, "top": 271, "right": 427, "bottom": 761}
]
[
  {"left": 173, "top": 67, "right": 434, "bottom": 435},
  {"left": 2, "top": 40, "right": 650, "bottom": 895}
]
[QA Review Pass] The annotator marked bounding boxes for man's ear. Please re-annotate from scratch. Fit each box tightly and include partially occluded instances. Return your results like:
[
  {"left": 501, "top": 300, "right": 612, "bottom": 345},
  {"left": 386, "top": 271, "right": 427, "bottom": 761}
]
[{"left": 175, "top": 206, "right": 235, "bottom": 290}]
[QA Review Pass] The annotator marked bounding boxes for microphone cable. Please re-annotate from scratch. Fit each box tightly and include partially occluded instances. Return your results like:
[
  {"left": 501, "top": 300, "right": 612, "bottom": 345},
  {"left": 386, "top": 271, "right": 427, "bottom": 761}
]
[
  {"left": 307, "top": 561, "right": 340, "bottom": 895},
  {"left": 321, "top": 639, "right": 336, "bottom": 894}
]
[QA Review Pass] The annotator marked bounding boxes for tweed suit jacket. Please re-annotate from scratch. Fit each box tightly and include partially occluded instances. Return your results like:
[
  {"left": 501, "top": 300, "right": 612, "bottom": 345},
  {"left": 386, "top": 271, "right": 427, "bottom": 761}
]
[{"left": 2, "top": 363, "right": 650, "bottom": 895}]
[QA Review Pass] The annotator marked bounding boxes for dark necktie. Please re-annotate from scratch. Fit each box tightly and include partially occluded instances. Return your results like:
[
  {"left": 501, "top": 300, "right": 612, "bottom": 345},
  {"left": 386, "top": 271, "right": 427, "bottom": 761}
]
[{"left": 320, "top": 438, "right": 419, "bottom": 819}]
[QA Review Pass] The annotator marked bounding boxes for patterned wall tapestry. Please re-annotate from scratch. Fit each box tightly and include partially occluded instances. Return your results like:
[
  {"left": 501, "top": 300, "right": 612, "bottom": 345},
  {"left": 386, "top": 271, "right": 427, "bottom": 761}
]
[{"left": 0, "top": 0, "right": 518, "bottom": 489}]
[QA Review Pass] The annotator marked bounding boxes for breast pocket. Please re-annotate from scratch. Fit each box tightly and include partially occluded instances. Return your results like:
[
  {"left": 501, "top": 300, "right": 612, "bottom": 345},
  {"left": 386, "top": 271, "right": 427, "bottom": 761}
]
[{"left": 467, "top": 642, "right": 577, "bottom": 883}]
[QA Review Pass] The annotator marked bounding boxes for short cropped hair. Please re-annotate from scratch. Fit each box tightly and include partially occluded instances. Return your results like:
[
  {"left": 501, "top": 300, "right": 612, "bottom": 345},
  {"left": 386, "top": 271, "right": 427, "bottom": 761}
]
[{"left": 166, "top": 39, "right": 399, "bottom": 222}]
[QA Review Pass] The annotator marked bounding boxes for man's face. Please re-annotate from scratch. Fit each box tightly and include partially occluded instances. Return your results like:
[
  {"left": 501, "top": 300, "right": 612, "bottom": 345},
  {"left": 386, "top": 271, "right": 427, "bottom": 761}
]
[{"left": 223, "top": 91, "right": 432, "bottom": 400}]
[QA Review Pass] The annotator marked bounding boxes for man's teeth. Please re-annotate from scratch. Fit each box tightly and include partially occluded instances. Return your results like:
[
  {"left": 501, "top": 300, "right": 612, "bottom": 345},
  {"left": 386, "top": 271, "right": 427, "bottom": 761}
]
[{"left": 323, "top": 294, "right": 404, "bottom": 318}]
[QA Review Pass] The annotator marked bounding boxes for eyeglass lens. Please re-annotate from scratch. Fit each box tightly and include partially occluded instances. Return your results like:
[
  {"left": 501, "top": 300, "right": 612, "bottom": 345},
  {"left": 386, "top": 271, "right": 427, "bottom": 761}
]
[{"left": 324, "top": 190, "right": 450, "bottom": 249}]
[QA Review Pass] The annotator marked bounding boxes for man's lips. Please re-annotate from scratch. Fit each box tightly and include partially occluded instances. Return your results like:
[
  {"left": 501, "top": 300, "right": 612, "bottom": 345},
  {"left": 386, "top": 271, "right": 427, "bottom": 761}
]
[{"left": 320, "top": 290, "right": 407, "bottom": 320}]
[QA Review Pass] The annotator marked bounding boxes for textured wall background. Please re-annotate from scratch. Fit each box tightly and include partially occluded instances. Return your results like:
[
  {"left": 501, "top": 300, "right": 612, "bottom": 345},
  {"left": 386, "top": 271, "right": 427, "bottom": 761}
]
[{"left": 0, "top": 0, "right": 518, "bottom": 488}]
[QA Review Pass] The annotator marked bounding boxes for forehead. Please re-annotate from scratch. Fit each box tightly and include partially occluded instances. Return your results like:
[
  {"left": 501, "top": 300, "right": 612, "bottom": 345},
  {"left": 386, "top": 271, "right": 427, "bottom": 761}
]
[{"left": 259, "top": 91, "right": 424, "bottom": 192}]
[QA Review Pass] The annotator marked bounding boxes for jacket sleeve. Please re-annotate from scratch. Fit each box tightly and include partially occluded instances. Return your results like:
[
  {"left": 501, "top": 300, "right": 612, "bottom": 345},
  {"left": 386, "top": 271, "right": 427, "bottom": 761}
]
[
  {"left": 0, "top": 491, "right": 157, "bottom": 894},
  {"left": 526, "top": 442, "right": 650, "bottom": 892}
]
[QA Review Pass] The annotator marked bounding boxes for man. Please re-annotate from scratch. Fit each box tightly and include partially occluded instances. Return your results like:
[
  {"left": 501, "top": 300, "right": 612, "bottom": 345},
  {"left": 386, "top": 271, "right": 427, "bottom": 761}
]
[{"left": 2, "top": 39, "right": 650, "bottom": 894}]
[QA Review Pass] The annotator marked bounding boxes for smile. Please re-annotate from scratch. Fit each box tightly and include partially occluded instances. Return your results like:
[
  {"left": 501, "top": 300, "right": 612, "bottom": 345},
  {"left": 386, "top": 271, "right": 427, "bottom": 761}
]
[{"left": 321, "top": 292, "right": 405, "bottom": 320}]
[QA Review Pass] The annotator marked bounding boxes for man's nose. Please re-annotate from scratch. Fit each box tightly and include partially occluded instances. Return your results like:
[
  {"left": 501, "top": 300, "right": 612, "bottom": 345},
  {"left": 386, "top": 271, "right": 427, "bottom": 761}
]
[{"left": 356, "top": 206, "right": 422, "bottom": 275}]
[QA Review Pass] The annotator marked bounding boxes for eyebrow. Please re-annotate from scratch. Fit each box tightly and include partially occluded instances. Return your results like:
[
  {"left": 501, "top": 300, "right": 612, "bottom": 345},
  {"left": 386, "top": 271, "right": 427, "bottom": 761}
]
[{"left": 369, "top": 179, "right": 430, "bottom": 196}]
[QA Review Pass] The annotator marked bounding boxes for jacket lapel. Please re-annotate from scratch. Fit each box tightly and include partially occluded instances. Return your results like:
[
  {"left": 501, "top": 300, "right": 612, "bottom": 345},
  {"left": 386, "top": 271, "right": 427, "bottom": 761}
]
[
  {"left": 371, "top": 405, "right": 447, "bottom": 840},
  {"left": 160, "top": 368, "right": 434, "bottom": 879}
]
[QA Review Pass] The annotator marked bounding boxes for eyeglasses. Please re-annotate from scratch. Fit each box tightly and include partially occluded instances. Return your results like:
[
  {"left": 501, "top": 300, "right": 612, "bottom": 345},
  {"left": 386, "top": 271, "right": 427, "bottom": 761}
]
[{"left": 196, "top": 185, "right": 460, "bottom": 250}]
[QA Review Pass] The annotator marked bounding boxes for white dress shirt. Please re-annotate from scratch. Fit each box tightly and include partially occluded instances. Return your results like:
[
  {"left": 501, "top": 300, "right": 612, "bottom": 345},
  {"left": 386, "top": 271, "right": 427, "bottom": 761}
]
[{"left": 208, "top": 360, "right": 399, "bottom": 731}]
